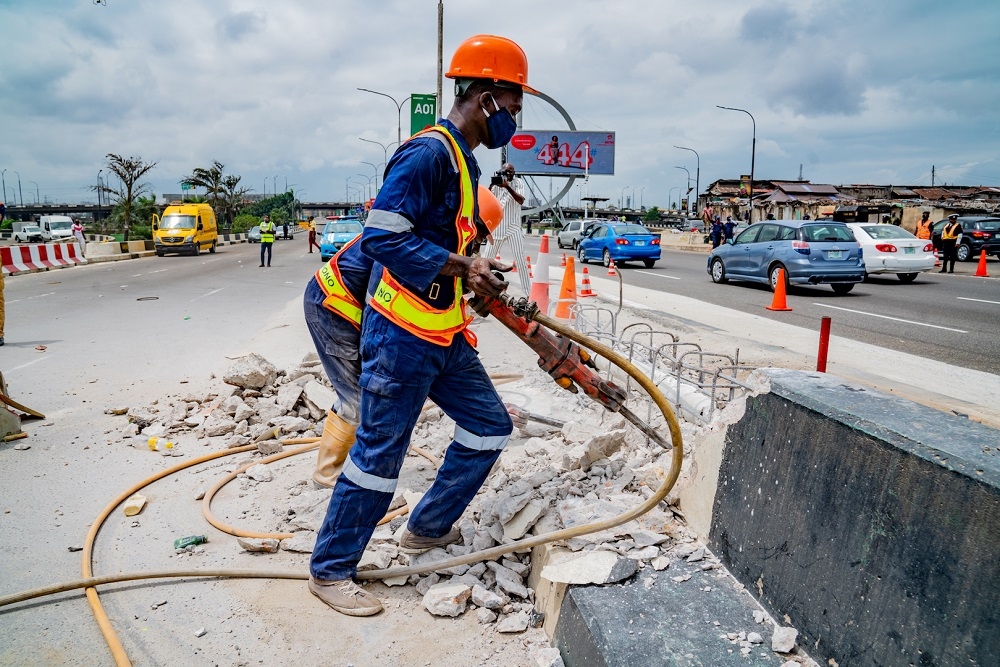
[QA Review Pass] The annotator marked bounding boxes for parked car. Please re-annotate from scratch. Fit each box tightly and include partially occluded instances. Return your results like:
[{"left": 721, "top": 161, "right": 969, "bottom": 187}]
[
  {"left": 320, "top": 218, "right": 363, "bottom": 261},
  {"left": 931, "top": 216, "right": 1000, "bottom": 261},
  {"left": 12, "top": 223, "right": 44, "bottom": 243},
  {"left": 846, "top": 223, "right": 935, "bottom": 282},
  {"left": 557, "top": 219, "right": 606, "bottom": 249},
  {"left": 247, "top": 225, "right": 262, "bottom": 243},
  {"left": 577, "top": 222, "right": 661, "bottom": 268},
  {"left": 706, "top": 220, "right": 864, "bottom": 294}
]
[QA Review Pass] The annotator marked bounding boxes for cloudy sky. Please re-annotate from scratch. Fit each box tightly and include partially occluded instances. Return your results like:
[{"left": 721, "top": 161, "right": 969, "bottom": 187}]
[{"left": 1, "top": 0, "right": 998, "bottom": 211}]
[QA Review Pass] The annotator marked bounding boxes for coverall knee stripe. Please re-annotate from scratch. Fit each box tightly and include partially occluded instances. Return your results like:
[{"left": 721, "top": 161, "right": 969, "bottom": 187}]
[
  {"left": 366, "top": 210, "right": 413, "bottom": 233},
  {"left": 342, "top": 455, "right": 398, "bottom": 493},
  {"left": 454, "top": 425, "right": 509, "bottom": 451}
]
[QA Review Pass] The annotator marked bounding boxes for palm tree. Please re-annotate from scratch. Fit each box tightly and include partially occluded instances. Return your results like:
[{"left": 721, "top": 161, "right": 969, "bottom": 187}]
[
  {"left": 95, "top": 154, "right": 157, "bottom": 242},
  {"left": 220, "top": 174, "right": 252, "bottom": 228},
  {"left": 183, "top": 161, "right": 225, "bottom": 217}
]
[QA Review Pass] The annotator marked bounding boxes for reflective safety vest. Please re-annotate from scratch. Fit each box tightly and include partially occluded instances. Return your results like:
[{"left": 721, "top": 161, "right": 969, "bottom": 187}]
[
  {"left": 315, "top": 235, "right": 364, "bottom": 329},
  {"left": 260, "top": 221, "right": 276, "bottom": 243},
  {"left": 369, "top": 125, "right": 478, "bottom": 347},
  {"left": 915, "top": 219, "right": 932, "bottom": 240},
  {"left": 942, "top": 222, "right": 961, "bottom": 240}
]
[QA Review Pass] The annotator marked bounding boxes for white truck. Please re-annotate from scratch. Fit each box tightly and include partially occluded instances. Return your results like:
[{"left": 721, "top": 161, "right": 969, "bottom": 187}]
[
  {"left": 12, "top": 222, "right": 44, "bottom": 243},
  {"left": 37, "top": 215, "right": 75, "bottom": 242}
]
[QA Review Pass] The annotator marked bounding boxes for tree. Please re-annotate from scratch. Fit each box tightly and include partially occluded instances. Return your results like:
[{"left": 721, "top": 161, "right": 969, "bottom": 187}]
[
  {"left": 183, "top": 161, "right": 225, "bottom": 217},
  {"left": 220, "top": 174, "right": 252, "bottom": 228},
  {"left": 96, "top": 154, "right": 157, "bottom": 242},
  {"left": 643, "top": 206, "right": 661, "bottom": 222}
]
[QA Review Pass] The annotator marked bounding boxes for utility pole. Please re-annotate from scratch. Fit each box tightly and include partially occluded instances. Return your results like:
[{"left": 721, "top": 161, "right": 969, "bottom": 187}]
[
  {"left": 436, "top": 1, "right": 444, "bottom": 119},
  {"left": 931, "top": 165, "right": 935, "bottom": 187}
]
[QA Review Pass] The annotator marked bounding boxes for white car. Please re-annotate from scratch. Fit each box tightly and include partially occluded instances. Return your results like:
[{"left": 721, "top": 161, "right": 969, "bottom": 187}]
[{"left": 847, "top": 223, "right": 935, "bottom": 283}]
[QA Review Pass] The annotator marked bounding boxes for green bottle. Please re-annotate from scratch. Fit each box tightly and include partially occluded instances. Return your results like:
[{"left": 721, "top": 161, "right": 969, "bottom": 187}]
[{"left": 174, "top": 535, "right": 208, "bottom": 550}]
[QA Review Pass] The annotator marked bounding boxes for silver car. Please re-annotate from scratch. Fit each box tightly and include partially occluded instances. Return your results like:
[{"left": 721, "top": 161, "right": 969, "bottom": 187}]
[{"left": 557, "top": 219, "right": 602, "bottom": 249}]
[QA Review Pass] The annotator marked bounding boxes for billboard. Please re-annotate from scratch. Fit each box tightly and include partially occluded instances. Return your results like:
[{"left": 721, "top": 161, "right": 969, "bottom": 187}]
[{"left": 506, "top": 131, "right": 615, "bottom": 176}]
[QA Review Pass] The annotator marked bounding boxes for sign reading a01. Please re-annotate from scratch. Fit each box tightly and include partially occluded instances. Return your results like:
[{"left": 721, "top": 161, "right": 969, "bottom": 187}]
[
  {"left": 536, "top": 141, "right": 592, "bottom": 170},
  {"left": 410, "top": 94, "right": 437, "bottom": 136}
]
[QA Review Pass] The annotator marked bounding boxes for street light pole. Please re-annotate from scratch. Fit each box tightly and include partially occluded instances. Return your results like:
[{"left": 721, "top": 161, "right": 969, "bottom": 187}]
[
  {"left": 674, "top": 166, "right": 692, "bottom": 213},
  {"left": 717, "top": 106, "right": 755, "bottom": 223},
  {"left": 28, "top": 181, "right": 39, "bottom": 204},
  {"left": 1, "top": 169, "right": 6, "bottom": 205},
  {"left": 15, "top": 171, "right": 22, "bottom": 208},
  {"left": 674, "top": 145, "right": 699, "bottom": 216},
  {"left": 358, "top": 88, "right": 412, "bottom": 146},
  {"left": 620, "top": 185, "right": 628, "bottom": 210},
  {"left": 639, "top": 187, "right": 646, "bottom": 210},
  {"left": 361, "top": 161, "right": 384, "bottom": 195}
]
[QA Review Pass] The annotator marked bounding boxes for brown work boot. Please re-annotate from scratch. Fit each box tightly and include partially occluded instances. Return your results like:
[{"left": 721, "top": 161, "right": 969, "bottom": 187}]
[
  {"left": 398, "top": 527, "right": 462, "bottom": 554},
  {"left": 312, "top": 410, "right": 357, "bottom": 488},
  {"left": 308, "top": 577, "right": 383, "bottom": 616}
]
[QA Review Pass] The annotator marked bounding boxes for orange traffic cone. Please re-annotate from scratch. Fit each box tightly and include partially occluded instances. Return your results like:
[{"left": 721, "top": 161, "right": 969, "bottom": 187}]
[
  {"left": 607, "top": 259, "right": 617, "bottom": 276},
  {"left": 529, "top": 235, "right": 552, "bottom": 314},
  {"left": 934, "top": 250, "right": 941, "bottom": 268},
  {"left": 766, "top": 268, "right": 793, "bottom": 311},
  {"left": 553, "top": 256, "right": 578, "bottom": 319},
  {"left": 974, "top": 249, "right": 990, "bottom": 277},
  {"left": 560, "top": 253, "right": 567, "bottom": 267},
  {"left": 579, "top": 267, "right": 596, "bottom": 297}
]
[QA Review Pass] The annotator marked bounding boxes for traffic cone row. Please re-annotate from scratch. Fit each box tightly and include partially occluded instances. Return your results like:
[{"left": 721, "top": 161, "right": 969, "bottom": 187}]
[
  {"left": 529, "top": 235, "right": 552, "bottom": 315},
  {"left": 553, "top": 256, "right": 577, "bottom": 320},
  {"left": 974, "top": 249, "right": 990, "bottom": 277},
  {"left": 607, "top": 259, "right": 617, "bottom": 277},
  {"left": 560, "top": 253, "right": 567, "bottom": 267},
  {"left": 579, "top": 267, "right": 596, "bottom": 297}
]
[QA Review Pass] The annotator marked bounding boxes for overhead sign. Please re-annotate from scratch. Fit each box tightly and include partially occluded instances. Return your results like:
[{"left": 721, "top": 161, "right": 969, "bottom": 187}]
[
  {"left": 507, "top": 131, "right": 615, "bottom": 176},
  {"left": 410, "top": 94, "right": 437, "bottom": 136}
]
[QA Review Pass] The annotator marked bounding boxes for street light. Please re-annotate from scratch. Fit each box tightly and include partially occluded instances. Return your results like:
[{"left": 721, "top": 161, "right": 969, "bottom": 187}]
[
  {"left": 28, "top": 181, "right": 39, "bottom": 204},
  {"left": 14, "top": 171, "right": 22, "bottom": 208},
  {"left": 361, "top": 161, "right": 384, "bottom": 194},
  {"left": 674, "top": 166, "right": 692, "bottom": 213},
  {"left": 620, "top": 185, "right": 628, "bottom": 210},
  {"left": 359, "top": 137, "right": 396, "bottom": 167},
  {"left": 273, "top": 175, "right": 279, "bottom": 197},
  {"left": 674, "top": 145, "right": 699, "bottom": 216},
  {"left": 1, "top": 169, "right": 7, "bottom": 206},
  {"left": 717, "top": 105, "right": 756, "bottom": 222},
  {"left": 358, "top": 88, "right": 412, "bottom": 146},
  {"left": 639, "top": 187, "right": 646, "bottom": 210}
]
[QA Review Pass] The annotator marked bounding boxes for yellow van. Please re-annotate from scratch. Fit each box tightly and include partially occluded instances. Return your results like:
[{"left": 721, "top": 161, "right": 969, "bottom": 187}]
[{"left": 152, "top": 202, "right": 218, "bottom": 256}]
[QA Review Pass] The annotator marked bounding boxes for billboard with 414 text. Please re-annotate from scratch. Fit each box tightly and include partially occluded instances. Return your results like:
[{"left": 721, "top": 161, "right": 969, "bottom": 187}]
[{"left": 506, "top": 131, "right": 615, "bottom": 177}]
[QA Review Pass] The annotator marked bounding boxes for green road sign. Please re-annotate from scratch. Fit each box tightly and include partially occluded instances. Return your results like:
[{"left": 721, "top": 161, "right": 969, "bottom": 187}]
[
  {"left": 410, "top": 94, "right": 437, "bottom": 136},
  {"left": 181, "top": 183, "right": 192, "bottom": 191}
]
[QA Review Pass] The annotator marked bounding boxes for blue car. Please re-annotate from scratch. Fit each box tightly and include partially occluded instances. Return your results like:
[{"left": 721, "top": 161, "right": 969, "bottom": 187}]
[
  {"left": 706, "top": 220, "right": 864, "bottom": 294},
  {"left": 578, "top": 223, "right": 661, "bottom": 268},
  {"left": 319, "top": 218, "right": 363, "bottom": 262}
]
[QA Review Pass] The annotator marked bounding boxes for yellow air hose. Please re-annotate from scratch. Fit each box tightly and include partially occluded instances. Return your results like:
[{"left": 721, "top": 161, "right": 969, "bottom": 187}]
[{"left": 0, "top": 333, "right": 681, "bottom": 667}]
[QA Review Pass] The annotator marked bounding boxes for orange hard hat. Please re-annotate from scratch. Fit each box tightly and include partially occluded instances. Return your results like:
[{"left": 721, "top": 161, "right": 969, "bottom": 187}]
[
  {"left": 446, "top": 34, "right": 538, "bottom": 95},
  {"left": 478, "top": 185, "right": 503, "bottom": 234}
]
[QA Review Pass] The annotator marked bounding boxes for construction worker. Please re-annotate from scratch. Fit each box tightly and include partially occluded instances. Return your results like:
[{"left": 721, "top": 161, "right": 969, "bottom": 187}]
[
  {"left": 915, "top": 211, "right": 933, "bottom": 240},
  {"left": 304, "top": 186, "right": 505, "bottom": 490},
  {"left": 939, "top": 213, "right": 962, "bottom": 273},
  {"left": 259, "top": 214, "right": 275, "bottom": 267},
  {"left": 308, "top": 216, "right": 321, "bottom": 254},
  {"left": 308, "top": 34, "right": 535, "bottom": 617},
  {"left": 484, "top": 163, "right": 530, "bottom": 293}
]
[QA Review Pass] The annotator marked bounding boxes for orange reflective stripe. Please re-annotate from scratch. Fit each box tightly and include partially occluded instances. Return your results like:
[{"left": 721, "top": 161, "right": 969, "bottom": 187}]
[
  {"left": 369, "top": 124, "right": 477, "bottom": 346},
  {"left": 315, "top": 236, "right": 364, "bottom": 328}
]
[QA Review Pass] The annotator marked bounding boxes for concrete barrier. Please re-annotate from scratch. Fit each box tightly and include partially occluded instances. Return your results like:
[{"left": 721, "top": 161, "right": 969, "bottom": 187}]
[
  {"left": 85, "top": 241, "right": 121, "bottom": 257},
  {"left": 1, "top": 242, "right": 86, "bottom": 275},
  {"left": 700, "top": 369, "right": 1000, "bottom": 667}
]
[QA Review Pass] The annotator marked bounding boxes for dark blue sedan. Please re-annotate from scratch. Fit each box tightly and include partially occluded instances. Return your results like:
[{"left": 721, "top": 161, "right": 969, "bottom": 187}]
[
  {"left": 578, "top": 223, "right": 661, "bottom": 268},
  {"left": 706, "top": 220, "right": 864, "bottom": 294}
]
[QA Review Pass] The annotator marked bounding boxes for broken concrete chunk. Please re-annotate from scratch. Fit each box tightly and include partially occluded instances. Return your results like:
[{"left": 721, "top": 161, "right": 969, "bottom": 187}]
[
  {"left": 256, "top": 439, "right": 283, "bottom": 456},
  {"left": 471, "top": 584, "right": 505, "bottom": 610},
  {"left": 245, "top": 463, "right": 273, "bottom": 482},
  {"left": 237, "top": 537, "right": 279, "bottom": 553},
  {"left": 422, "top": 582, "right": 471, "bottom": 617},
  {"left": 531, "top": 647, "right": 566, "bottom": 667},
  {"left": 651, "top": 556, "right": 671, "bottom": 571},
  {"left": 280, "top": 532, "right": 316, "bottom": 553},
  {"left": 276, "top": 384, "right": 303, "bottom": 411},
  {"left": 585, "top": 429, "right": 627, "bottom": 462},
  {"left": 771, "top": 626, "right": 798, "bottom": 653},
  {"left": 628, "top": 529, "right": 670, "bottom": 547},
  {"left": 303, "top": 381, "right": 337, "bottom": 415},
  {"left": 415, "top": 573, "right": 440, "bottom": 596},
  {"left": 476, "top": 608, "right": 498, "bottom": 624},
  {"left": 254, "top": 399, "right": 285, "bottom": 424},
  {"left": 202, "top": 417, "right": 237, "bottom": 437},
  {"left": 223, "top": 353, "right": 278, "bottom": 390},
  {"left": 503, "top": 500, "right": 544, "bottom": 541},
  {"left": 234, "top": 403, "right": 255, "bottom": 423},
  {"left": 488, "top": 562, "right": 529, "bottom": 599},
  {"left": 127, "top": 407, "right": 157, "bottom": 429},
  {"left": 123, "top": 493, "right": 147, "bottom": 517},
  {"left": 747, "top": 632, "right": 764, "bottom": 644},
  {"left": 220, "top": 395, "right": 244, "bottom": 416},
  {"left": 358, "top": 549, "right": 393, "bottom": 571},
  {"left": 288, "top": 488, "right": 333, "bottom": 532},
  {"left": 753, "top": 610, "right": 766, "bottom": 624},
  {"left": 686, "top": 547, "right": 705, "bottom": 563},
  {"left": 496, "top": 610, "right": 530, "bottom": 633},
  {"left": 541, "top": 550, "right": 638, "bottom": 585},
  {"left": 626, "top": 545, "right": 660, "bottom": 561}
]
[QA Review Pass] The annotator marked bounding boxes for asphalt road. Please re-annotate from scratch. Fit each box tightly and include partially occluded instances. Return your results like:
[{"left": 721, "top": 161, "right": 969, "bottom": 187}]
[{"left": 525, "top": 236, "right": 1000, "bottom": 375}]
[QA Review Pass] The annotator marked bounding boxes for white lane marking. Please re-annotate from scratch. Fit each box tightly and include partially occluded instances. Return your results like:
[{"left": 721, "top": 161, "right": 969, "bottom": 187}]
[
  {"left": 149, "top": 268, "right": 169, "bottom": 274},
  {"left": 132, "top": 274, "right": 142, "bottom": 277},
  {"left": 812, "top": 303, "right": 968, "bottom": 334},
  {"left": 634, "top": 270, "right": 681, "bottom": 280},
  {"left": 190, "top": 287, "right": 225, "bottom": 302},
  {"left": 11, "top": 356, "right": 50, "bottom": 371},
  {"left": 957, "top": 296, "right": 1000, "bottom": 306},
  {"left": 8, "top": 292, "right": 55, "bottom": 304}
]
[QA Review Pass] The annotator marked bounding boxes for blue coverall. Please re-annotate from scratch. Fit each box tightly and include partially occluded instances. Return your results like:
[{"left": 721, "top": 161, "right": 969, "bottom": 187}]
[
  {"left": 310, "top": 120, "right": 514, "bottom": 582},
  {"left": 302, "top": 241, "right": 373, "bottom": 423}
]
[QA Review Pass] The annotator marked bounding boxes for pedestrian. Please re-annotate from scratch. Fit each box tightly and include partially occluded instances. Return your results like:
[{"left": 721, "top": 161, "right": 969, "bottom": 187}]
[
  {"left": 71, "top": 219, "right": 86, "bottom": 254},
  {"left": 484, "top": 162, "right": 530, "bottom": 293},
  {"left": 307, "top": 33, "right": 532, "bottom": 617},
  {"left": 282, "top": 218, "right": 290, "bottom": 240},
  {"left": 915, "top": 211, "right": 933, "bottom": 240},
  {"left": 766, "top": 212, "right": 776, "bottom": 221},
  {"left": 939, "top": 213, "right": 962, "bottom": 273},
  {"left": 723, "top": 216, "right": 736, "bottom": 242},
  {"left": 308, "top": 216, "right": 321, "bottom": 254},
  {"left": 259, "top": 214, "right": 275, "bottom": 267},
  {"left": 711, "top": 216, "right": 724, "bottom": 248},
  {"left": 304, "top": 186, "right": 504, "bottom": 490},
  {"left": 881, "top": 214, "right": 891, "bottom": 224},
  {"left": 700, "top": 204, "right": 714, "bottom": 229}
]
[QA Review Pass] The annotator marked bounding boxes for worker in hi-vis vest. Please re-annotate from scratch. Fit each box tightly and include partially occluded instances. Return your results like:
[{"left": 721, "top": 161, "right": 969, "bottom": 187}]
[{"left": 307, "top": 34, "right": 538, "bottom": 617}]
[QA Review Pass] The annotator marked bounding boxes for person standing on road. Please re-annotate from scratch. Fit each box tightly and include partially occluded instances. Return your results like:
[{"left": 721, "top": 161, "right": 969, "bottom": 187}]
[
  {"left": 915, "top": 211, "right": 933, "bottom": 240},
  {"left": 723, "top": 216, "right": 736, "bottom": 243},
  {"left": 308, "top": 33, "right": 531, "bottom": 617},
  {"left": 710, "top": 216, "right": 724, "bottom": 248},
  {"left": 939, "top": 214, "right": 962, "bottom": 273},
  {"left": 282, "top": 218, "right": 290, "bottom": 240},
  {"left": 72, "top": 219, "right": 86, "bottom": 254},
  {"left": 484, "top": 162, "right": 529, "bottom": 293},
  {"left": 308, "top": 216, "right": 321, "bottom": 254},
  {"left": 259, "top": 214, "right": 275, "bottom": 267}
]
